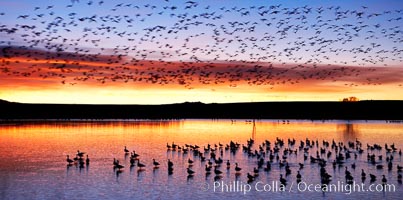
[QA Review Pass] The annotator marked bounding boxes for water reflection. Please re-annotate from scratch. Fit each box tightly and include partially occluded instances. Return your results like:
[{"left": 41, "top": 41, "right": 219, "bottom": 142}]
[
  {"left": 337, "top": 123, "right": 360, "bottom": 141},
  {"left": 0, "top": 120, "right": 402, "bottom": 200}
]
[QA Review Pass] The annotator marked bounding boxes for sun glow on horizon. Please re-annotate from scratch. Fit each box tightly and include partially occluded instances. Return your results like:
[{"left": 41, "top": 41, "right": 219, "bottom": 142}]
[{"left": 1, "top": 81, "right": 402, "bottom": 104}]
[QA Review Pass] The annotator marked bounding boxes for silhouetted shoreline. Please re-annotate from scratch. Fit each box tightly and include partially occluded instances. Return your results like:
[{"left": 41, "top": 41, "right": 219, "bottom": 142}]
[{"left": 0, "top": 100, "right": 402, "bottom": 120}]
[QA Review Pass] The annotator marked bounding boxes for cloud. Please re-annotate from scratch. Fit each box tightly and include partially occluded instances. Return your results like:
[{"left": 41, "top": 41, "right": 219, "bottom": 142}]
[{"left": 1, "top": 46, "right": 402, "bottom": 91}]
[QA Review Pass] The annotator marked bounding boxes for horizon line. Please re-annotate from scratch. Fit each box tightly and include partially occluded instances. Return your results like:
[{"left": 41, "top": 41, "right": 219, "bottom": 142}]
[{"left": 1, "top": 98, "right": 402, "bottom": 106}]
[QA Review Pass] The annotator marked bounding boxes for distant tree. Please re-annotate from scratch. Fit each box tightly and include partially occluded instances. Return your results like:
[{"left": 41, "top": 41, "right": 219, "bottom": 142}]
[{"left": 342, "top": 96, "right": 359, "bottom": 102}]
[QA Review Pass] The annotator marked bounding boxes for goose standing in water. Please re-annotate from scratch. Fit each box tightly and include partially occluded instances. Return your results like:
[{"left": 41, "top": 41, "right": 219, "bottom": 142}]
[
  {"left": 280, "top": 174, "right": 287, "bottom": 185},
  {"left": 235, "top": 163, "right": 242, "bottom": 173},
  {"left": 131, "top": 151, "right": 140, "bottom": 160},
  {"left": 214, "top": 166, "right": 223, "bottom": 175},
  {"left": 153, "top": 159, "right": 160, "bottom": 168},
  {"left": 205, "top": 165, "right": 212, "bottom": 174},
  {"left": 188, "top": 158, "right": 194, "bottom": 165},
  {"left": 187, "top": 168, "right": 195, "bottom": 175},
  {"left": 253, "top": 167, "right": 259, "bottom": 176},
  {"left": 114, "top": 160, "right": 124, "bottom": 171},
  {"left": 247, "top": 173, "right": 255, "bottom": 182},
  {"left": 296, "top": 171, "right": 302, "bottom": 183},
  {"left": 208, "top": 159, "right": 213, "bottom": 166},
  {"left": 388, "top": 161, "right": 393, "bottom": 171},
  {"left": 86, "top": 155, "right": 90, "bottom": 165},
  {"left": 382, "top": 175, "right": 387, "bottom": 184},
  {"left": 264, "top": 161, "right": 271, "bottom": 172},
  {"left": 298, "top": 163, "right": 304, "bottom": 170},
  {"left": 398, "top": 174, "right": 402, "bottom": 183},
  {"left": 79, "top": 159, "right": 85, "bottom": 168},
  {"left": 285, "top": 164, "right": 291, "bottom": 175},
  {"left": 137, "top": 159, "right": 146, "bottom": 170},
  {"left": 130, "top": 157, "right": 135, "bottom": 166},
  {"left": 66, "top": 155, "right": 74, "bottom": 165},
  {"left": 361, "top": 169, "right": 366, "bottom": 181},
  {"left": 77, "top": 150, "right": 85, "bottom": 158},
  {"left": 168, "top": 159, "right": 174, "bottom": 168},
  {"left": 370, "top": 174, "right": 376, "bottom": 182},
  {"left": 345, "top": 167, "right": 353, "bottom": 182},
  {"left": 168, "top": 159, "right": 174, "bottom": 174},
  {"left": 124, "top": 146, "right": 130, "bottom": 154}
]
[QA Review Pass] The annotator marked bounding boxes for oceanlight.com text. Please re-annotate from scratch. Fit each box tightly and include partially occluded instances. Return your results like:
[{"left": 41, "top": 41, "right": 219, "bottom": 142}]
[{"left": 204, "top": 181, "right": 396, "bottom": 195}]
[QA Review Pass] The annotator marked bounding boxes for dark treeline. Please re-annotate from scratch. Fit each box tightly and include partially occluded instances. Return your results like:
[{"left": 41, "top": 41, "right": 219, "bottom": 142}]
[{"left": 0, "top": 100, "right": 402, "bottom": 120}]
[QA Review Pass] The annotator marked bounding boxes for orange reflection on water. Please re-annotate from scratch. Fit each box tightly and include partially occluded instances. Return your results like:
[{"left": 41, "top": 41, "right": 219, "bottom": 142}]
[
  {"left": 1, "top": 120, "right": 402, "bottom": 160},
  {"left": 0, "top": 119, "right": 403, "bottom": 200}
]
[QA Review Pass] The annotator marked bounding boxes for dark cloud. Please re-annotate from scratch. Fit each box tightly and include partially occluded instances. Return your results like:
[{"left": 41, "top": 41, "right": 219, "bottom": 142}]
[{"left": 1, "top": 46, "right": 402, "bottom": 89}]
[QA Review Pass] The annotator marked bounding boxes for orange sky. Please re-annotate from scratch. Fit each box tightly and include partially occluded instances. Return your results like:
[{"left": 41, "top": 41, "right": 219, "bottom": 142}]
[
  {"left": 0, "top": 48, "right": 402, "bottom": 104},
  {"left": 0, "top": 1, "right": 402, "bottom": 104}
]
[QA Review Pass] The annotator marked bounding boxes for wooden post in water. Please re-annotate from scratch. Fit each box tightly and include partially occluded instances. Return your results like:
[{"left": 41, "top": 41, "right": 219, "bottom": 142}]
[{"left": 252, "top": 119, "right": 256, "bottom": 140}]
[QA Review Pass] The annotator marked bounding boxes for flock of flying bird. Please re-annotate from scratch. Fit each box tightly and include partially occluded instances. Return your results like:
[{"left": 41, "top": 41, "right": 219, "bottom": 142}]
[
  {"left": 66, "top": 137, "right": 403, "bottom": 188},
  {"left": 0, "top": 0, "right": 402, "bottom": 89}
]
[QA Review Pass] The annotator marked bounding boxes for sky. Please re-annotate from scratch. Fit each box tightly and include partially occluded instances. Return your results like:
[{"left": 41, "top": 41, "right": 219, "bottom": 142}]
[{"left": 0, "top": 0, "right": 402, "bottom": 104}]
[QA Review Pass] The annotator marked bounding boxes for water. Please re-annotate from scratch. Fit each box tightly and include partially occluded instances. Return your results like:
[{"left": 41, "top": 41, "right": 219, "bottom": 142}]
[{"left": 0, "top": 120, "right": 402, "bottom": 199}]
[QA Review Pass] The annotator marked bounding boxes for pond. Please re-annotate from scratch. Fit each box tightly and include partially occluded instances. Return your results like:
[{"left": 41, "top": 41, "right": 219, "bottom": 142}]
[{"left": 0, "top": 119, "right": 402, "bottom": 199}]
